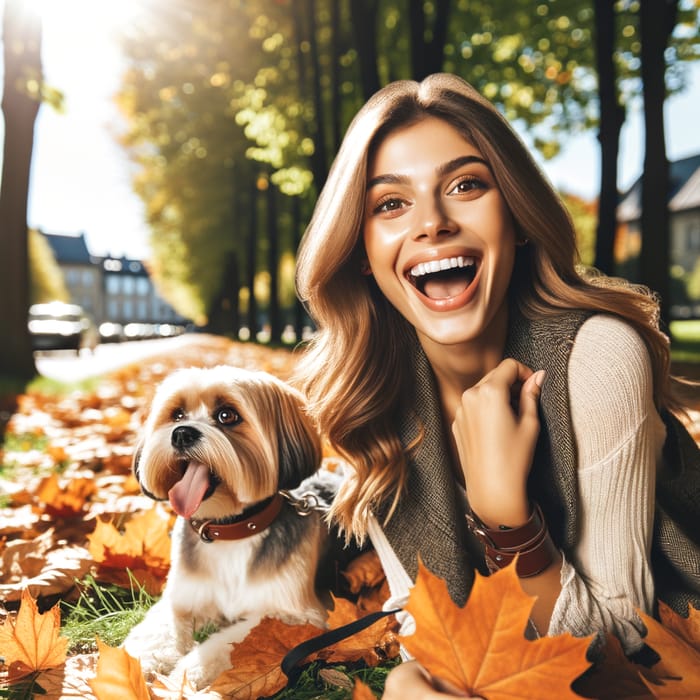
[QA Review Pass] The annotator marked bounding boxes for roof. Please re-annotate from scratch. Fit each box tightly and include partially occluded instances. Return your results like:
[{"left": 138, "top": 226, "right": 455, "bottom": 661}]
[
  {"left": 617, "top": 153, "right": 700, "bottom": 222},
  {"left": 42, "top": 232, "right": 93, "bottom": 264}
]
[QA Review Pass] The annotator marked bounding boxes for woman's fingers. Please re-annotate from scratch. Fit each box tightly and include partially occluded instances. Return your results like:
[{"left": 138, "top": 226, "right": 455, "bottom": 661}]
[{"left": 383, "top": 661, "right": 474, "bottom": 699}]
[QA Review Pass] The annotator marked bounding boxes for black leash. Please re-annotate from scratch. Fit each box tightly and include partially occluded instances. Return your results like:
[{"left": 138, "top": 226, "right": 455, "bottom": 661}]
[{"left": 281, "top": 607, "right": 401, "bottom": 681}]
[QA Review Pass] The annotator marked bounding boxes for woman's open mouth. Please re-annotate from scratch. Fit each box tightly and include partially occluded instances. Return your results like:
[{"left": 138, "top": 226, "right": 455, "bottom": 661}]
[{"left": 406, "top": 255, "right": 479, "bottom": 303}]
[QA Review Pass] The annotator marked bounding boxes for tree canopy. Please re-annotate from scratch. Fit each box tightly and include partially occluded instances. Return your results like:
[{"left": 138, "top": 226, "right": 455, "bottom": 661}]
[{"left": 117, "top": 0, "right": 700, "bottom": 335}]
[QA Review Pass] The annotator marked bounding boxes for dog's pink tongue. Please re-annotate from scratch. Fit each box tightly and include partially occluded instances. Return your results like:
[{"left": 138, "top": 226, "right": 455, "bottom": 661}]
[{"left": 168, "top": 461, "right": 210, "bottom": 518}]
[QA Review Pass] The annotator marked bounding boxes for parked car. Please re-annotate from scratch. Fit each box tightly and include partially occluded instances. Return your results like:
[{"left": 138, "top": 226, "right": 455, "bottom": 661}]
[{"left": 28, "top": 302, "right": 93, "bottom": 352}]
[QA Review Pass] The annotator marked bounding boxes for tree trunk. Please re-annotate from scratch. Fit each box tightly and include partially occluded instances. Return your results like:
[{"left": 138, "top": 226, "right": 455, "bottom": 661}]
[
  {"left": 292, "top": 0, "right": 330, "bottom": 191},
  {"left": 330, "top": 0, "right": 343, "bottom": 152},
  {"left": 409, "top": 0, "right": 427, "bottom": 79},
  {"left": 639, "top": 0, "right": 677, "bottom": 327},
  {"left": 0, "top": 1, "right": 41, "bottom": 381},
  {"left": 207, "top": 251, "right": 239, "bottom": 336},
  {"left": 266, "top": 183, "right": 282, "bottom": 344},
  {"left": 349, "top": 0, "right": 381, "bottom": 100},
  {"left": 409, "top": 0, "right": 449, "bottom": 79},
  {"left": 593, "top": 0, "right": 625, "bottom": 275},
  {"left": 246, "top": 182, "right": 259, "bottom": 340}
]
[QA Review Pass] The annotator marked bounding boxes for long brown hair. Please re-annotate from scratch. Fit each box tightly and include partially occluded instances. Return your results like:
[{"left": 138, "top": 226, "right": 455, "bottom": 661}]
[{"left": 295, "top": 73, "right": 677, "bottom": 541}]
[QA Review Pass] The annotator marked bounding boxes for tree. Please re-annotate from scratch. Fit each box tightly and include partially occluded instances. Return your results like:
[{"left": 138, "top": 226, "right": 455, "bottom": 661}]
[
  {"left": 639, "top": 0, "right": 678, "bottom": 327},
  {"left": 592, "top": 0, "right": 625, "bottom": 275},
  {"left": 0, "top": 1, "right": 42, "bottom": 381}
]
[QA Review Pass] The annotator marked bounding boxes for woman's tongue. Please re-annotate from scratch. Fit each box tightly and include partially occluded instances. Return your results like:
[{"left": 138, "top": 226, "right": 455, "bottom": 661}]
[{"left": 422, "top": 271, "right": 470, "bottom": 300}]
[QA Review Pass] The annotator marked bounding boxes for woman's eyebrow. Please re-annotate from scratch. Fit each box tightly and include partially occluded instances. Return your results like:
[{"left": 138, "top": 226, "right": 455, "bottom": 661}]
[
  {"left": 367, "top": 155, "right": 489, "bottom": 191},
  {"left": 437, "top": 155, "right": 489, "bottom": 178},
  {"left": 366, "top": 173, "right": 410, "bottom": 190}
]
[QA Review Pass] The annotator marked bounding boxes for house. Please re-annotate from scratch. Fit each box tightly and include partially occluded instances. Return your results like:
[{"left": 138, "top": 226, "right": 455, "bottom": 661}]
[
  {"left": 101, "top": 255, "right": 186, "bottom": 327},
  {"left": 42, "top": 232, "right": 102, "bottom": 320},
  {"left": 616, "top": 154, "right": 700, "bottom": 316},
  {"left": 41, "top": 231, "right": 188, "bottom": 332}
]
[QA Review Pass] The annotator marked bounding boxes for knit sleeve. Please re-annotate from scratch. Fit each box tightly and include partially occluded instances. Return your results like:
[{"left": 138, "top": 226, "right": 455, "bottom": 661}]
[{"left": 547, "top": 314, "right": 666, "bottom": 653}]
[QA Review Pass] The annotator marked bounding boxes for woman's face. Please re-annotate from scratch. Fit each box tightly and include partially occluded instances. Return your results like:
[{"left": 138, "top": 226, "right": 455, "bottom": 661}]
[{"left": 363, "top": 116, "right": 517, "bottom": 349}]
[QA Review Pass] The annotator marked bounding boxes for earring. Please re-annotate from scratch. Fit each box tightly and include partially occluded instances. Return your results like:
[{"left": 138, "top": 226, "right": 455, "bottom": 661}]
[
  {"left": 516, "top": 237, "right": 530, "bottom": 247},
  {"left": 360, "top": 260, "right": 372, "bottom": 275}
]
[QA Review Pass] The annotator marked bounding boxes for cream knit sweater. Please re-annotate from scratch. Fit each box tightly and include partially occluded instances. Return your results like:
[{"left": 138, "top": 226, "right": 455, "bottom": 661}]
[{"left": 369, "top": 314, "right": 666, "bottom": 653}]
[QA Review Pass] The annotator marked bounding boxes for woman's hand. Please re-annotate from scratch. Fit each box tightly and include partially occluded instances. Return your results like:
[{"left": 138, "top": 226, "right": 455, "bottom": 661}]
[
  {"left": 383, "top": 660, "right": 482, "bottom": 699},
  {"left": 452, "top": 358, "right": 545, "bottom": 528}
]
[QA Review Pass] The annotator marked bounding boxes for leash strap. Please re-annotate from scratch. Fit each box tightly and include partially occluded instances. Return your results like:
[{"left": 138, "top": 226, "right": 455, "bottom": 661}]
[{"left": 280, "top": 607, "right": 401, "bottom": 680}]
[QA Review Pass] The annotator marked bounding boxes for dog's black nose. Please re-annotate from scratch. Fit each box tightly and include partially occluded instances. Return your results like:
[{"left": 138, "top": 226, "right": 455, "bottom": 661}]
[{"left": 171, "top": 425, "right": 202, "bottom": 449}]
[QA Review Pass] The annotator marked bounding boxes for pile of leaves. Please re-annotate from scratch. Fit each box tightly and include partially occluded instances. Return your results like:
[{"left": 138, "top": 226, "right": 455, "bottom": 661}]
[{"left": 1, "top": 334, "right": 700, "bottom": 699}]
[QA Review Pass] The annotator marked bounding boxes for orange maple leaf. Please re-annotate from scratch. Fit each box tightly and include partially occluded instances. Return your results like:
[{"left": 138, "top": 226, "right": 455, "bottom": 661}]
[
  {"left": 0, "top": 588, "right": 68, "bottom": 682},
  {"left": 211, "top": 616, "right": 324, "bottom": 699},
  {"left": 637, "top": 606, "right": 700, "bottom": 697},
  {"left": 401, "top": 560, "right": 593, "bottom": 700},
  {"left": 87, "top": 506, "right": 171, "bottom": 594},
  {"left": 88, "top": 639, "right": 150, "bottom": 700},
  {"left": 657, "top": 601, "right": 700, "bottom": 653},
  {"left": 35, "top": 472, "right": 96, "bottom": 518},
  {"left": 322, "top": 596, "right": 400, "bottom": 666}
]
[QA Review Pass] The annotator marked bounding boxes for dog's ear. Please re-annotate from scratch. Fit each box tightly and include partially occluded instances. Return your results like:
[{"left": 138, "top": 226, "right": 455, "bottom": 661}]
[{"left": 274, "top": 389, "right": 322, "bottom": 490}]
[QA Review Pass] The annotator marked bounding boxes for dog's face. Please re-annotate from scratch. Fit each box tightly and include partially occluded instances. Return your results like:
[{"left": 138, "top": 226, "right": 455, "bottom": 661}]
[{"left": 133, "top": 366, "right": 321, "bottom": 520}]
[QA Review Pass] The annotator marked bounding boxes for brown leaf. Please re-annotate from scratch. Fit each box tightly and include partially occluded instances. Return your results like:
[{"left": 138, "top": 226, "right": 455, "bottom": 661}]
[
  {"left": 322, "top": 596, "right": 400, "bottom": 666},
  {"left": 0, "top": 588, "right": 68, "bottom": 681},
  {"left": 35, "top": 473, "right": 96, "bottom": 518},
  {"left": 87, "top": 506, "right": 171, "bottom": 594},
  {"left": 88, "top": 639, "right": 150, "bottom": 700},
  {"left": 637, "top": 608, "right": 700, "bottom": 697},
  {"left": 318, "top": 667, "right": 354, "bottom": 690},
  {"left": 342, "top": 551, "right": 386, "bottom": 594},
  {"left": 401, "top": 559, "right": 592, "bottom": 699},
  {"left": 572, "top": 634, "right": 655, "bottom": 699},
  {"left": 0, "top": 544, "right": 92, "bottom": 603},
  {"left": 31, "top": 654, "right": 97, "bottom": 699},
  {"left": 211, "top": 617, "right": 323, "bottom": 699}
]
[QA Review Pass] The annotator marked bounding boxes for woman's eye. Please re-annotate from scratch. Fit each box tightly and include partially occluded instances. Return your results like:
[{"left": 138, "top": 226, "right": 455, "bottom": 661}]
[
  {"left": 373, "top": 197, "right": 405, "bottom": 214},
  {"left": 449, "top": 177, "right": 486, "bottom": 195},
  {"left": 171, "top": 408, "right": 185, "bottom": 421},
  {"left": 216, "top": 407, "right": 241, "bottom": 426}
]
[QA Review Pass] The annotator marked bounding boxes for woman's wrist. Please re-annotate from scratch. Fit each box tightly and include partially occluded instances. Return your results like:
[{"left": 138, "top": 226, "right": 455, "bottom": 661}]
[{"left": 465, "top": 502, "right": 558, "bottom": 578}]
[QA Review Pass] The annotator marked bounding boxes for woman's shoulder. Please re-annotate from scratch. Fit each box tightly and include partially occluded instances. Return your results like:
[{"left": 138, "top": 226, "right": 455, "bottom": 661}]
[{"left": 569, "top": 314, "right": 655, "bottom": 423}]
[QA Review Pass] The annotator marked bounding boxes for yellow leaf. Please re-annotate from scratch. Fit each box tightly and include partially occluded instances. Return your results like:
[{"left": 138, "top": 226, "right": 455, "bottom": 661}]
[
  {"left": 0, "top": 588, "right": 68, "bottom": 681},
  {"left": 401, "top": 559, "right": 592, "bottom": 699},
  {"left": 88, "top": 639, "right": 150, "bottom": 700}
]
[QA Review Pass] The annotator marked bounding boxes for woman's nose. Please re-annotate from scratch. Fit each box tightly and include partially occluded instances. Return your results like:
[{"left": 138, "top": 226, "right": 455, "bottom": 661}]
[{"left": 412, "top": 197, "right": 458, "bottom": 241}]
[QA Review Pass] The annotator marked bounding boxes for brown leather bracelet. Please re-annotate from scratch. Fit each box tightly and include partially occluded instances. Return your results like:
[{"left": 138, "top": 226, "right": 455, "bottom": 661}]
[{"left": 465, "top": 502, "right": 558, "bottom": 578}]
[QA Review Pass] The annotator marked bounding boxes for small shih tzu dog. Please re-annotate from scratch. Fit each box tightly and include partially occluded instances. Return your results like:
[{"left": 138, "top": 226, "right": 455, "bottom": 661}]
[{"left": 123, "top": 365, "right": 341, "bottom": 688}]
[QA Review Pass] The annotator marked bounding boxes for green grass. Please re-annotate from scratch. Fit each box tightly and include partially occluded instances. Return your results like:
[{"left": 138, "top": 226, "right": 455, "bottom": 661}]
[
  {"left": 61, "top": 574, "right": 158, "bottom": 654},
  {"left": 26, "top": 374, "right": 102, "bottom": 396},
  {"left": 271, "top": 659, "right": 400, "bottom": 699}
]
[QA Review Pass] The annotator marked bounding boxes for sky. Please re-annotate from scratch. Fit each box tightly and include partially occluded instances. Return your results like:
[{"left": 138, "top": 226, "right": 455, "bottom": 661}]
[{"left": 7, "top": 1, "right": 700, "bottom": 261}]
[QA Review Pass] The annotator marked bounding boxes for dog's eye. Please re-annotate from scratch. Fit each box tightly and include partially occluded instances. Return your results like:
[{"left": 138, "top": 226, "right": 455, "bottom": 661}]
[
  {"left": 216, "top": 407, "right": 241, "bottom": 426},
  {"left": 171, "top": 408, "right": 185, "bottom": 421}
]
